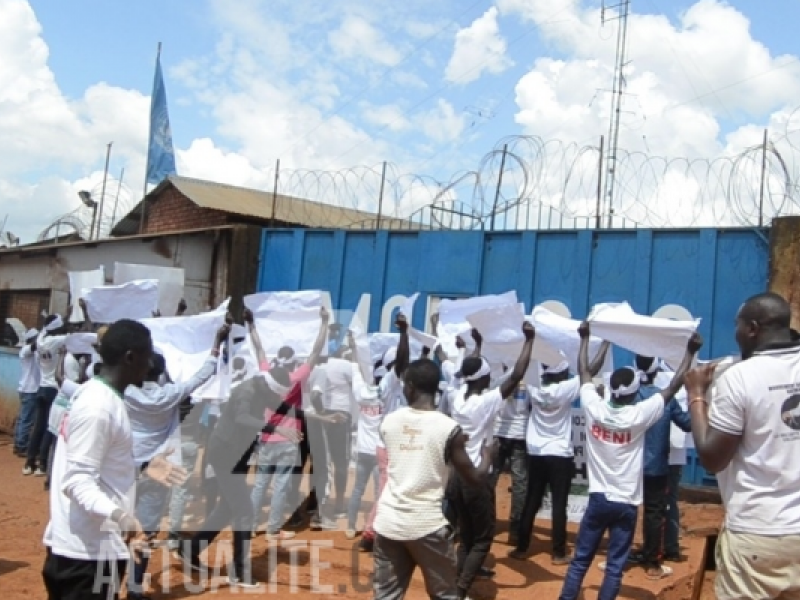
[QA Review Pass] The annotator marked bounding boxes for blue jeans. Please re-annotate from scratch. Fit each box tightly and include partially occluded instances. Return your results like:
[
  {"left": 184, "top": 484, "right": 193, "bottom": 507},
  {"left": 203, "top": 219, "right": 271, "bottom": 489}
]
[
  {"left": 14, "top": 391, "right": 38, "bottom": 452},
  {"left": 169, "top": 440, "right": 199, "bottom": 539},
  {"left": 129, "top": 471, "right": 171, "bottom": 594},
  {"left": 665, "top": 465, "right": 682, "bottom": 556},
  {"left": 347, "top": 453, "right": 378, "bottom": 530},
  {"left": 559, "top": 493, "right": 638, "bottom": 600},
  {"left": 25, "top": 386, "right": 57, "bottom": 470},
  {"left": 250, "top": 441, "right": 299, "bottom": 533}
]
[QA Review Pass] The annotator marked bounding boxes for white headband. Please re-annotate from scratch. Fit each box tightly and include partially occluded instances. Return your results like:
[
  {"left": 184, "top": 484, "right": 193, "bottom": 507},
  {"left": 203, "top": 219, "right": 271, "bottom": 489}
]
[
  {"left": 263, "top": 371, "right": 292, "bottom": 397},
  {"left": 274, "top": 356, "right": 294, "bottom": 368},
  {"left": 644, "top": 358, "right": 662, "bottom": 375},
  {"left": 45, "top": 315, "right": 64, "bottom": 332},
  {"left": 465, "top": 358, "right": 492, "bottom": 382},
  {"left": 360, "top": 385, "right": 380, "bottom": 401},
  {"left": 25, "top": 328, "right": 39, "bottom": 341},
  {"left": 611, "top": 367, "right": 642, "bottom": 399},
  {"left": 543, "top": 360, "right": 569, "bottom": 376},
  {"left": 374, "top": 365, "right": 387, "bottom": 379}
]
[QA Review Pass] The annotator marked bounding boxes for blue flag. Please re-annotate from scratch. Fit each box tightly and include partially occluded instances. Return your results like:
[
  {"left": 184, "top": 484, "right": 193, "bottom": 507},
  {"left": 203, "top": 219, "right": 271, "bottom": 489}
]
[{"left": 145, "top": 52, "right": 177, "bottom": 186}]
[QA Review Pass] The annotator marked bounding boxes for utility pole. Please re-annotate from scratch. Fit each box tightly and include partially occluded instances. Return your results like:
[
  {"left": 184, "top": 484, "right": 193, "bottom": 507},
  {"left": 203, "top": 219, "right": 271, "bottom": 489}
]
[
  {"left": 96, "top": 142, "right": 113, "bottom": 239},
  {"left": 602, "top": 0, "right": 631, "bottom": 229}
]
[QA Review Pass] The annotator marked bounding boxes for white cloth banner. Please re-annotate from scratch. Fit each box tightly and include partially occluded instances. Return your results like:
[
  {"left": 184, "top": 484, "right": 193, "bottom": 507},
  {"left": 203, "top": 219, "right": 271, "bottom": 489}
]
[
  {"left": 438, "top": 291, "right": 518, "bottom": 357},
  {"left": 398, "top": 292, "right": 439, "bottom": 353},
  {"left": 531, "top": 305, "right": 614, "bottom": 373},
  {"left": 68, "top": 267, "right": 105, "bottom": 322},
  {"left": 139, "top": 309, "right": 225, "bottom": 383},
  {"left": 114, "top": 263, "right": 185, "bottom": 317},
  {"left": 65, "top": 333, "right": 97, "bottom": 356},
  {"left": 587, "top": 302, "right": 700, "bottom": 368},
  {"left": 244, "top": 291, "right": 322, "bottom": 316},
  {"left": 83, "top": 280, "right": 160, "bottom": 323}
]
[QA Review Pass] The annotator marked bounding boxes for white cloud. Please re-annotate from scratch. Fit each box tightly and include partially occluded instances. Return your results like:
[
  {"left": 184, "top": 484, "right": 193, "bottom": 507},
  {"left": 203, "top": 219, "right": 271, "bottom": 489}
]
[
  {"left": 418, "top": 99, "right": 466, "bottom": 143},
  {"left": 328, "top": 15, "right": 403, "bottom": 67},
  {"left": 445, "top": 6, "right": 513, "bottom": 84},
  {"left": 361, "top": 103, "right": 410, "bottom": 132}
]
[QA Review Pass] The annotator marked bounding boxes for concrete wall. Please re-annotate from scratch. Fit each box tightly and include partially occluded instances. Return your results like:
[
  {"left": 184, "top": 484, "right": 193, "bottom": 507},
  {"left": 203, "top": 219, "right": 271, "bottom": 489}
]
[
  {"left": 0, "top": 229, "right": 228, "bottom": 318},
  {"left": 0, "top": 347, "right": 20, "bottom": 433}
]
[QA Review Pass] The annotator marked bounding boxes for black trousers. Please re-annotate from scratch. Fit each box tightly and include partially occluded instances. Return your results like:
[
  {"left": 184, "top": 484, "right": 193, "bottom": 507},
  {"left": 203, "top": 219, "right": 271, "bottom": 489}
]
[
  {"left": 322, "top": 411, "right": 352, "bottom": 507},
  {"left": 188, "top": 440, "right": 256, "bottom": 580},
  {"left": 452, "top": 474, "right": 495, "bottom": 595},
  {"left": 26, "top": 386, "right": 57, "bottom": 470},
  {"left": 43, "top": 547, "right": 127, "bottom": 600},
  {"left": 516, "top": 454, "right": 574, "bottom": 557},
  {"left": 642, "top": 474, "right": 669, "bottom": 569},
  {"left": 307, "top": 416, "right": 329, "bottom": 503}
]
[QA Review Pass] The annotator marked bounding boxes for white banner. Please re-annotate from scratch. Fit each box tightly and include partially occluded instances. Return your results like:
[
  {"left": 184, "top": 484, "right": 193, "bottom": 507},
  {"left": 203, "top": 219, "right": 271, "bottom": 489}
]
[
  {"left": 247, "top": 307, "right": 322, "bottom": 359},
  {"left": 531, "top": 305, "right": 614, "bottom": 373},
  {"left": 588, "top": 302, "right": 700, "bottom": 369},
  {"left": 140, "top": 309, "right": 226, "bottom": 383},
  {"left": 114, "top": 263, "right": 185, "bottom": 317},
  {"left": 68, "top": 267, "right": 105, "bottom": 322},
  {"left": 244, "top": 291, "right": 322, "bottom": 316},
  {"left": 83, "top": 280, "right": 159, "bottom": 323},
  {"left": 438, "top": 291, "right": 519, "bottom": 357},
  {"left": 65, "top": 332, "right": 97, "bottom": 356}
]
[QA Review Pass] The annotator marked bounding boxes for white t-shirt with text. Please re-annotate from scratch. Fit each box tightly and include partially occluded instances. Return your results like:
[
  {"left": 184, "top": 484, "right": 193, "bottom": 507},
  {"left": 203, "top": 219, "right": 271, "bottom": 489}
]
[
  {"left": 37, "top": 333, "right": 67, "bottom": 389},
  {"left": 376, "top": 369, "right": 407, "bottom": 450},
  {"left": 710, "top": 345, "right": 800, "bottom": 535},
  {"left": 18, "top": 344, "right": 41, "bottom": 393},
  {"left": 581, "top": 383, "right": 664, "bottom": 506}
]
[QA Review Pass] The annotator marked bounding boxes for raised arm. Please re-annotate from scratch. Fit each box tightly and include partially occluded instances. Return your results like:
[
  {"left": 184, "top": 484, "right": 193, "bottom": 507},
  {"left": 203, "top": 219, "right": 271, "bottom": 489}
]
[
  {"left": 394, "top": 314, "right": 410, "bottom": 377},
  {"left": 588, "top": 341, "right": 611, "bottom": 376},
  {"left": 78, "top": 298, "right": 93, "bottom": 332},
  {"left": 499, "top": 322, "right": 535, "bottom": 398},
  {"left": 306, "top": 307, "right": 331, "bottom": 367},
  {"left": 469, "top": 328, "right": 483, "bottom": 358},
  {"left": 660, "top": 333, "right": 703, "bottom": 403},
  {"left": 430, "top": 313, "right": 449, "bottom": 363},
  {"left": 243, "top": 308, "right": 267, "bottom": 367},
  {"left": 577, "top": 321, "right": 593, "bottom": 385},
  {"left": 176, "top": 298, "right": 188, "bottom": 317}
]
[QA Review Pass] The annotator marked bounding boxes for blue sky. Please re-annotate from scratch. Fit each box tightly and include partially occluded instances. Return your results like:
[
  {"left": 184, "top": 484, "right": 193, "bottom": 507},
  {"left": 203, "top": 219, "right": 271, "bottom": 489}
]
[{"left": 3, "top": 0, "right": 800, "bottom": 242}]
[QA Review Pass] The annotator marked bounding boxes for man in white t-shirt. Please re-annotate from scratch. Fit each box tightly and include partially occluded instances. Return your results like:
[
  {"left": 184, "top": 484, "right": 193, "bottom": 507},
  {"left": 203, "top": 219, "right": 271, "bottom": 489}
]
[
  {"left": 373, "top": 358, "right": 494, "bottom": 600},
  {"left": 558, "top": 323, "right": 701, "bottom": 600},
  {"left": 25, "top": 314, "right": 68, "bottom": 476},
  {"left": 513, "top": 342, "right": 610, "bottom": 564},
  {"left": 361, "top": 315, "right": 410, "bottom": 552},
  {"left": 450, "top": 323, "right": 534, "bottom": 598},
  {"left": 685, "top": 292, "right": 800, "bottom": 600},
  {"left": 43, "top": 319, "right": 186, "bottom": 600},
  {"left": 14, "top": 328, "right": 40, "bottom": 456}
]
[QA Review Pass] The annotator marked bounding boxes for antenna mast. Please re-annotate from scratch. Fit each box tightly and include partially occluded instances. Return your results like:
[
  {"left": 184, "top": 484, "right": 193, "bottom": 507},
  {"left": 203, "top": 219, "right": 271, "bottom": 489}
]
[{"left": 602, "top": 0, "right": 631, "bottom": 229}]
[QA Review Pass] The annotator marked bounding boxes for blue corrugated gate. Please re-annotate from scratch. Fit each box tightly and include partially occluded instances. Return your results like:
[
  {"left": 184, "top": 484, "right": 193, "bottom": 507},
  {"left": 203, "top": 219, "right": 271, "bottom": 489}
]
[{"left": 257, "top": 227, "right": 770, "bottom": 487}]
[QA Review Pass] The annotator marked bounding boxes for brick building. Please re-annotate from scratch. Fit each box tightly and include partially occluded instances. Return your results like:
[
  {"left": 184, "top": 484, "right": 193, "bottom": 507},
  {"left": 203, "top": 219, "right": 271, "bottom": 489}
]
[{"left": 112, "top": 175, "right": 411, "bottom": 236}]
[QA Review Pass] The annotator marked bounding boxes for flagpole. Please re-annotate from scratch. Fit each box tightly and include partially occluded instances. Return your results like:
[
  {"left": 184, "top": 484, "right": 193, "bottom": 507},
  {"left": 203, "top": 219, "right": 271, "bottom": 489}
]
[{"left": 140, "top": 42, "right": 161, "bottom": 235}]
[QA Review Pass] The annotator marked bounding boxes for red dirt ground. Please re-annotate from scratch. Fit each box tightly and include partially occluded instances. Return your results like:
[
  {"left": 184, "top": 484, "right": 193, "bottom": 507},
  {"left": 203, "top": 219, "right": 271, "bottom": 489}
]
[{"left": 0, "top": 434, "right": 723, "bottom": 599}]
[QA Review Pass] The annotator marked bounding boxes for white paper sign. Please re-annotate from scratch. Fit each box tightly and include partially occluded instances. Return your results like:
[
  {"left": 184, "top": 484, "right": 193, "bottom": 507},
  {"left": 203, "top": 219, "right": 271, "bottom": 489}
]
[
  {"left": 65, "top": 333, "right": 97, "bottom": 356},
  {"left": 114, "top": 263, "right": 185, "bottom": 317},
  {"left": 244, "top": 291, "right": 322, "bottom": 316},
  {"left": 247, "top": 307, "right": 322, "bottom": 359},
  {"left": 83, "top": 280, "right": 160, "bottom": 323},
  {"left": 438, "top": 291, "right": 519, "bottom": 357},
  {"left": 68, "top": 267, "right": 105, "bottom": 322},
  {"left": 369, "top": 332, "right": 433, "bottom": 364},
  {"left": 140, "top": 309, "right": 225, "bottom": 383},
  {"left": 588, "top": 302, "right": 700, "bottom": 368},
  {"left": 349, "top": 316, "right": 375, "bottom": 384}
]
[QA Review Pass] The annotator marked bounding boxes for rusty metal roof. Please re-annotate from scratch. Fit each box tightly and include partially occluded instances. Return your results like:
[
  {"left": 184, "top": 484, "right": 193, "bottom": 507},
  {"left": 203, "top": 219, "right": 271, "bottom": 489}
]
[{"left": 112, "top": 175, "right": 417, "bottom": 236}]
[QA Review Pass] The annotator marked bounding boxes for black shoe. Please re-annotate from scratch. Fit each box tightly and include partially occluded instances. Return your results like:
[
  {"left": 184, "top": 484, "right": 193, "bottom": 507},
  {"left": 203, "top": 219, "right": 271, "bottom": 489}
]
[
  {"left": 285, "top": 512, "right": 304, "bottom": 529},
  {"left": 663, "top": 553, "right": 684, "bottom": 563},
  {"left": 627, "top": 551, "right": 645, "bottom": 564},
  {"left": 127, "top": 594, "right": 152, "bottom": 600},
  {"left": 476, "top": 567, "right": 496, "bottom": 579}
]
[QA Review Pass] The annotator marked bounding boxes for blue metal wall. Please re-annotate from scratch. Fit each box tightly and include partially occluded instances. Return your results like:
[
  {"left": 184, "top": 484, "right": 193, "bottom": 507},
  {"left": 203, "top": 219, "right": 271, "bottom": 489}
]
[{"left": 257, "top": 227, "right": 770, "bottom": 487}]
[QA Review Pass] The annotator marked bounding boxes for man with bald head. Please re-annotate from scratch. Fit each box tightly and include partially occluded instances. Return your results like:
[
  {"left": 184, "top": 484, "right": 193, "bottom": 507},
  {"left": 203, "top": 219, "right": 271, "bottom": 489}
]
[{"left": 686, "top": 292, "right": 800, "bottom": 600}]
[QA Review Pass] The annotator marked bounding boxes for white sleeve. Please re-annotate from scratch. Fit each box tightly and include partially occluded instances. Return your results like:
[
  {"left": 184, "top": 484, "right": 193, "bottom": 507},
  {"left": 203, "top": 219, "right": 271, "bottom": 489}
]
[
  {"left": 579, "top": 382, "right": 603, "bottom": 407},
  {"left": 708, "top": 370, "right": 745, "bottom": 436},
  {"left": 60, "top": 379, "right": 80, "bottom": 399},
  {"left": 483, "top": 388, "right": 506, "bottom": 421},
  {"left": 64, "top": 354, "right": 81, "bottom": 382},
  {"left": 19, "top": 344, "right": 33, "bottom": 359},
  {"left": 538, "top": 377, "right": 581, "bottom": 408},
  {"left": 61, "top": 407, "right": 123, "bottom": 519}
]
